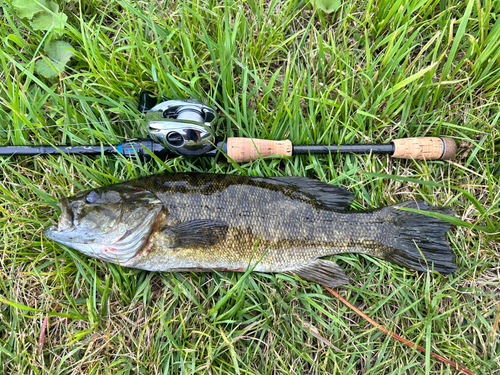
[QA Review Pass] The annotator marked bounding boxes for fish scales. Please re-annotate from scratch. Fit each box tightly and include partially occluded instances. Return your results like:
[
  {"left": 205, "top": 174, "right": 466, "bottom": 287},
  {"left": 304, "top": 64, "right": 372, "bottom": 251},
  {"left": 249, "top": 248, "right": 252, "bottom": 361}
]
[
  {"left": 129, "top": 175, "right": 391, "bottom": 270},
  {"left": 44, "top": 173, "right": 457, "bottom": 287}
]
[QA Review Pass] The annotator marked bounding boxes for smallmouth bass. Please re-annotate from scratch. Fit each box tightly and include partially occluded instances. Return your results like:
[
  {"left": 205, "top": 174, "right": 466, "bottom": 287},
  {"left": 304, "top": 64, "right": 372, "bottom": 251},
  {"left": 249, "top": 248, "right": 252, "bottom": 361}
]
[{"left": 44, "top": 173, "right": 456, "bottom": 286}]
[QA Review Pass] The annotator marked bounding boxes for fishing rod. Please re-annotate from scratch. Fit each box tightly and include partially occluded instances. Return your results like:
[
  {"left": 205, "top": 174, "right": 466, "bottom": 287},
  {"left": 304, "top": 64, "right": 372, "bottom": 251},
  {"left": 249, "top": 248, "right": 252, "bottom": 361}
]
[{"left": 0, "top": 92, "right": 457, "bottom": 162}]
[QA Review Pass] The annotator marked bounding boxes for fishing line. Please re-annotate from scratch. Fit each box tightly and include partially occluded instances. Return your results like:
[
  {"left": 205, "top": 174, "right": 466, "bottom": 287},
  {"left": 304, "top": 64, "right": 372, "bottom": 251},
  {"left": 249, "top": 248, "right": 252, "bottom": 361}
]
[{"left": 323, "top": 286, "right": 475, "bottom": 375}]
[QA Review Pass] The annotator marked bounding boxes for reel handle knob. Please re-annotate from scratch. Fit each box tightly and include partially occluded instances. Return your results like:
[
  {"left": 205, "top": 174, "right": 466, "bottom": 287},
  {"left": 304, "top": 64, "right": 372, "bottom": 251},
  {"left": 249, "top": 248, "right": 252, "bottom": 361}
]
[{"left": 138, "top": 91, "right": 158, "bottom": 113}]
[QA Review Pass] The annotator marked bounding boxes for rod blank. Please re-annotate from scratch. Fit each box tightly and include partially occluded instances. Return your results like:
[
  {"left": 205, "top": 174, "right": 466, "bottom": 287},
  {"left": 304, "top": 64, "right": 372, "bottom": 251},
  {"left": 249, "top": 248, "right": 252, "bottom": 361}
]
[
  {"left": 0, "top": 145, "right": 116, "bottom": 156},
  {"left": 293, "top": 143, "right": 394, "bottom": 155}
]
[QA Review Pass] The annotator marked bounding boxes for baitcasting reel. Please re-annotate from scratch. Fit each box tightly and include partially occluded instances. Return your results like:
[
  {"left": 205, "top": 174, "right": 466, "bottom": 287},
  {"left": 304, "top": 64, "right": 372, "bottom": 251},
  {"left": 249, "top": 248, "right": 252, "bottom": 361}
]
[{"left": 139, "top": 92, "right": 218, "bottom": 157}]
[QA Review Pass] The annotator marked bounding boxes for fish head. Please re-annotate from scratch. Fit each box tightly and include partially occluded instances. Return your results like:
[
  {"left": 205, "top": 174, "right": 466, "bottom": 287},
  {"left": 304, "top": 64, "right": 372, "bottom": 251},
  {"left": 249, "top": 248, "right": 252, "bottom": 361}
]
[{"left": 44, "top": 184, "right": 163, "bottom": 264}]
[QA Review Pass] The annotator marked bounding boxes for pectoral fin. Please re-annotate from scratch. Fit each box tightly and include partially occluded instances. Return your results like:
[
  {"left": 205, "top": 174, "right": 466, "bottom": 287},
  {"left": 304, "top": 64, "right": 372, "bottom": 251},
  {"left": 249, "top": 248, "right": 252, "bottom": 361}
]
[
  {"left": 288, "top": 259, "right": 349, "bottom": 287},
  {"left": 161, "top": 220, "right": 229, "bottom": 249}
]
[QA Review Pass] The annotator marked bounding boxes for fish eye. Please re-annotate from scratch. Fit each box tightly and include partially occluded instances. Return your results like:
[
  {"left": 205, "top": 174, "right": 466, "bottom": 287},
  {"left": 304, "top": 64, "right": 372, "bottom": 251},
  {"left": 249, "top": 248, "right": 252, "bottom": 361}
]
[{"left": 86, "top": 191, "right": 99, "bottom": 204}]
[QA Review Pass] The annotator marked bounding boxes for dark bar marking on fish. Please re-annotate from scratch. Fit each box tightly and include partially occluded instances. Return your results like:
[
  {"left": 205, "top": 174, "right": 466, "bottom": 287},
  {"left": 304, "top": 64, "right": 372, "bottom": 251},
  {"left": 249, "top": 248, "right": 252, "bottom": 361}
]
[
  {"left": 288, "top": 259, "right": 349, "bottom": 287},
  {"left": 324, "top": 286, "right": 476, "bottom": 375}
]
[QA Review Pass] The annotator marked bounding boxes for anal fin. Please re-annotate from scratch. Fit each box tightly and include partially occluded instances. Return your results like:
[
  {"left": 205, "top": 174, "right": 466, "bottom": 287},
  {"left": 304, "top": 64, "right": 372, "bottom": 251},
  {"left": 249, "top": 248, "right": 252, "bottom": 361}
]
[{"left": 288, "top": 259, "right": 349, "bottom": 287}]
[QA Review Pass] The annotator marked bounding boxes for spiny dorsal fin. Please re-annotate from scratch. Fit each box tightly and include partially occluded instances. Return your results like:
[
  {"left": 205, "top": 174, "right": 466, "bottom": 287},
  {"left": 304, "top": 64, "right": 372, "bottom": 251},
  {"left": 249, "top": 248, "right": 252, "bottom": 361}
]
[
  {"left": 254, "top": 176, "right": 354, "bottom": 210},
  {"left": 161, "top": 220, "right": 228, "bottom": 249},
  {"left": 287, "top": 259, "right": 350, "bottom": 287}
]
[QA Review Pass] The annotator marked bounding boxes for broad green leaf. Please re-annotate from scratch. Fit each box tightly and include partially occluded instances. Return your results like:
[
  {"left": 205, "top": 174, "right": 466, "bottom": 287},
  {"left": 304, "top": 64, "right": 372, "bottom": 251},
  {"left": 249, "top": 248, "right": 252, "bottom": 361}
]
[
  {"left": 12, "top": 0, "right": 50, "bottom": 19},
  {"left": 45, "top": 39, "right": 73, "bottom": 64},
  {"left": 35, "top": 59, "right": 60, "bottom": 77},
  {"left": 35, "top": 40, "right": 74, "bottom": 77},
  {"left": 31, "top": 3, "right": 68, "bottom": 33},
  {"left": 311, "top": 0, "right": 341, "bottom": 13}
]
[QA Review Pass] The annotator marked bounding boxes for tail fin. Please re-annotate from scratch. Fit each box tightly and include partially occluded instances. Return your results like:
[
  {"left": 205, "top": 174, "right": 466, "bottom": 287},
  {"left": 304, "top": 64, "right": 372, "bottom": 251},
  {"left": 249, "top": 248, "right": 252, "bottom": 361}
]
[{"left": 382, "top": 201, "right": 457, "bottom": 274}]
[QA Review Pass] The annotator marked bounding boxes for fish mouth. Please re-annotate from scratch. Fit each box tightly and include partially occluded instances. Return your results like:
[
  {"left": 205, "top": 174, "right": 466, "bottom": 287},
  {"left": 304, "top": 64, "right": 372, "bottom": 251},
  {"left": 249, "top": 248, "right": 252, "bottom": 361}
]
[
  {"left": 44, "top": 199, "right": 75, "bottom": 240},
  {"left": 43, "top": 225, "right": 59, "bottom": 240},
  {"left": 57, "top": 198, "right": 76, "bottom": 231}
]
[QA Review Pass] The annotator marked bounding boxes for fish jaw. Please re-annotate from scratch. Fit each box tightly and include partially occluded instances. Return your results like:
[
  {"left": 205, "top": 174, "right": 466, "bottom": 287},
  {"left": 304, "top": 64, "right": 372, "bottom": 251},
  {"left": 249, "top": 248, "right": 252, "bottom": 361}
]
[
  {"left": 43, "top": 224, "right": 65, "bottom": 242},
  {"left": 44, "top": 198, "right": 90, "bottom": 247},
  {"left": 44, "top": 208, "right": 161, "bottom": 264},
  {"left": 57, "top": 198, "right": 75, "bottom": 231},
  {"left": 44, "top": 188, "right": 165, "bottom": 265},
  {"left": 43, "top": 199, "right": 77, "bottom": 242},
  {"left": 43, "top": 224, "right": 97, "bottom": 258}
]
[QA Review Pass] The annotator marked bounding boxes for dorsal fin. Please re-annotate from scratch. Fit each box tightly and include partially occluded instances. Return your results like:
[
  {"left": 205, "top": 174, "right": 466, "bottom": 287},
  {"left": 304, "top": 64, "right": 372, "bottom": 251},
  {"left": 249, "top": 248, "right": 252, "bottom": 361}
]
[{"left": 254, "top": 176, "right": 354, "bottom": 210}]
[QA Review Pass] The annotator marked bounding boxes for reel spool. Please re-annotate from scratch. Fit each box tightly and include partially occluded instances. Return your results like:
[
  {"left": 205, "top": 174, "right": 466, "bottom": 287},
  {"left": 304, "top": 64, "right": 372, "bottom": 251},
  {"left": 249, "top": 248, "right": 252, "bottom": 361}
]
[{"left": 140, "top": 92, "right": 218, "bottom": 156}]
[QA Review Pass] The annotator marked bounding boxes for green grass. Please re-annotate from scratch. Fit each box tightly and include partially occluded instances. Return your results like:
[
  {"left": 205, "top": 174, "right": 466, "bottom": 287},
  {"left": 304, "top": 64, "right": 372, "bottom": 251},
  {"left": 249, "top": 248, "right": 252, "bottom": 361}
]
[{"left": 0, "top": 0, "right": 499, "bottom": 373}]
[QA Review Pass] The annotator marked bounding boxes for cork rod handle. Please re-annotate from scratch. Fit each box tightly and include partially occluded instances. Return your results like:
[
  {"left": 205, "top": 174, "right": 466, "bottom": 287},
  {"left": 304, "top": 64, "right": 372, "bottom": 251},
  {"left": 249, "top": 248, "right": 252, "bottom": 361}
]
[
  {"left": 392, "top": 137, "right": 457, "bottom": 160},
  {"left": 226, "top": 137, "right": 293, "bottom": 163},
  {"left": 224, "top": 136, "right": 457, "bottom": 163}
]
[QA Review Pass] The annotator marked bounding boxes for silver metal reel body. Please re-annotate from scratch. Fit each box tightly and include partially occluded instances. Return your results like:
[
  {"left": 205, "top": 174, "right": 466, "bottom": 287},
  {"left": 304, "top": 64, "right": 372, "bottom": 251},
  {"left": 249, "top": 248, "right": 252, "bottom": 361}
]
[{"left": 145, "top": 99, "right": 217, "bottom": 156}]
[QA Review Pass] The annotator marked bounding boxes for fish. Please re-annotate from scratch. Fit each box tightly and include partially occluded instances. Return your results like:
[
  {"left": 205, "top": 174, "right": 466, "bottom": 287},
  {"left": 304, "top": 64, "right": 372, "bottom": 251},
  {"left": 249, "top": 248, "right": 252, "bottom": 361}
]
[{"left": 43, "top": 173, "right": 457, "bottom": 286}]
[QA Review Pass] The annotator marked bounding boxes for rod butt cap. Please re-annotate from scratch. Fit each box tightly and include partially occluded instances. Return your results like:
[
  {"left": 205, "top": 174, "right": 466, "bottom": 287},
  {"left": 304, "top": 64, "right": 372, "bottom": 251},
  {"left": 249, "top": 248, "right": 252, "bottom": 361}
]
[{"left": 440, "top": 137, "right": 457, "bottom": 160}]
